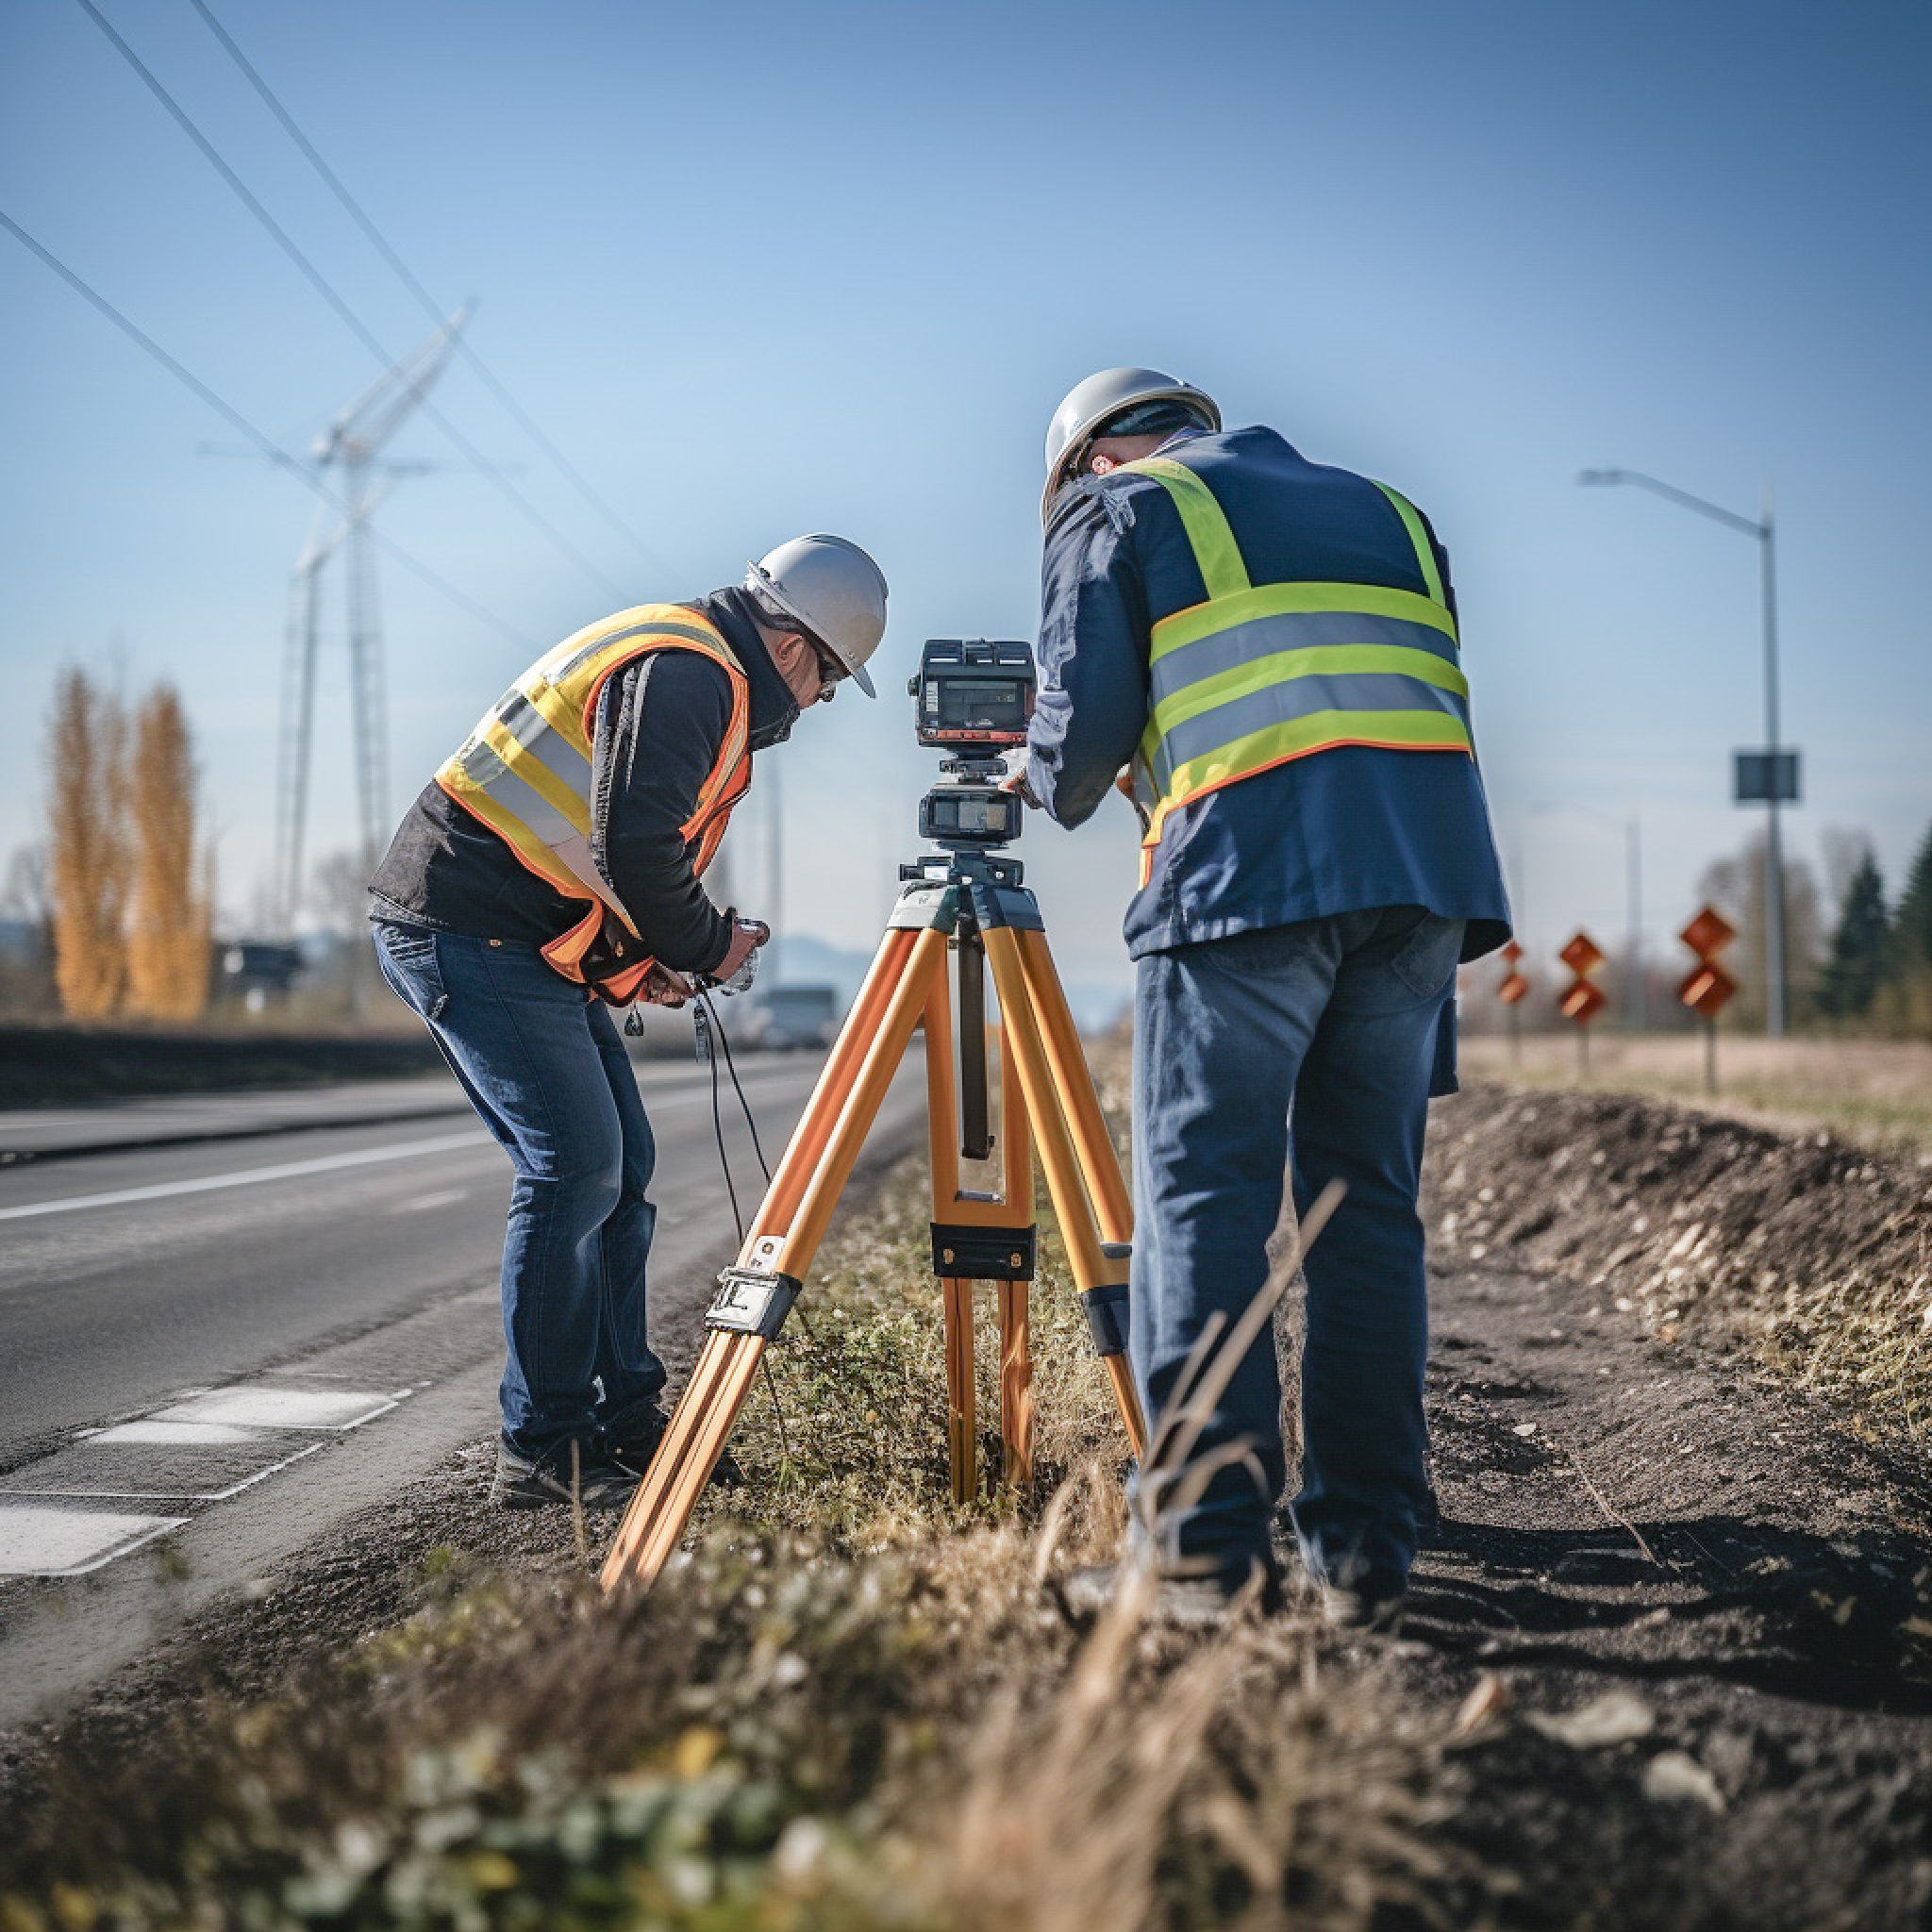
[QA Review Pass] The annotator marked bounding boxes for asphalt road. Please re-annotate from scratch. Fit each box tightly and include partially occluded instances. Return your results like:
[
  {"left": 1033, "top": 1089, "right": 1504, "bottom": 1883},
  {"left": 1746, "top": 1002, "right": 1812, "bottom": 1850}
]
[{"left": 0, "top": 1045, "right": 925, "bottom": 1722}]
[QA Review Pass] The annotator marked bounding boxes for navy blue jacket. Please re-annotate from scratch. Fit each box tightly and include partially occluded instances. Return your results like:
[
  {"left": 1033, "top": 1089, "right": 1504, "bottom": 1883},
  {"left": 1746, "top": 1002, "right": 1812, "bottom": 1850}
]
[{"left": 1029, "top": 425, "right": 1511, "bottom": 962}]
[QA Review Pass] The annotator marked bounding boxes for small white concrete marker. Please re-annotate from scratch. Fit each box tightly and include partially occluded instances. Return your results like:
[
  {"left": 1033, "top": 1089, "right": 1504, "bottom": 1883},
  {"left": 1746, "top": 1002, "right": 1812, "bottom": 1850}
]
[
  {"left": 0, "top": 1504, "right": 186, "bottom": 1576},
  {"left": 151, "top": 1386, "right": 402, "bottom": 1431}
]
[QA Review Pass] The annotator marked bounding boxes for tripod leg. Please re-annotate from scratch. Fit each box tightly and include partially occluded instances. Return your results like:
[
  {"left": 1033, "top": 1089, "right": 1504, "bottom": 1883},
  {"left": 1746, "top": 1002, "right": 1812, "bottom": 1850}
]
[
  {"left": 601, "top": 925, "right": 946, "bottom": 1593},
  {"left": 770, "top": 928, "right": 947, "bottom": 1281},
  {"left": 1014, "top": 928, "right": 1133, "bottom": 1245},
  {"left": 993, "top": 1023, "right": 1034, "bottom": 1491},
  {"left": 941, "top": 1275, "right": 976, "bottom": 1505},
  {"left": 749, "top": 926, "right": 921, "bottom": 1242},
  {"left": 997, "top": 1278, "right": 1033, "bottom": 1491},
  {"left": 981, "top": 928, "right": 1147, "bottom": 1460}
]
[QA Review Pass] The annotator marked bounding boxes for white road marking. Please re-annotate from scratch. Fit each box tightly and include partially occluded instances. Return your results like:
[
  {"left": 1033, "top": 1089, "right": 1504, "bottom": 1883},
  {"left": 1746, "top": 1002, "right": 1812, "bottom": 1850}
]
[
  {"left": 0, "top": 1130, "right": 488, "bottom": 1224},
  {"left": 87, "top": 1420, "right": 258, "bottom": 1445},
  {"left": 389, "top": 1188, "right": 469, "bottom": 1214},
  {"left": 0, "top": 1504, "right": 187, "bottom": 1576},
  {"left": 152, "top": 1386, "right": 405, "bottom": 1430}
]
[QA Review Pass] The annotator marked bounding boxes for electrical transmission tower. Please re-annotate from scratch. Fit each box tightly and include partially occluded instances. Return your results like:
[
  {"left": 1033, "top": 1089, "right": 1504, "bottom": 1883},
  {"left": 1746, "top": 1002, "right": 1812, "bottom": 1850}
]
[{"left": 272, "top": 309, "right": 466, "bottom": 936}]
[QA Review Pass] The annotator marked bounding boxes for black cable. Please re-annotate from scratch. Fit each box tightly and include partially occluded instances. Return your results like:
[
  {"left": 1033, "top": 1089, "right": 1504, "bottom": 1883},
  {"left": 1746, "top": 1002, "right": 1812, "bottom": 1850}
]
[
  {"left": 708, "top": 995, "right": 773, "bottom": 1183},
  {"left": 74, "top": 0, "right": 633, "bottom": 603},
  {"left": 696, "top": 998, "right": 745, "bottom": 1246},
  {"left": 186, "top": 0, "right": 672, "bottom": 576},
  {"left": 0, "top": 206, "right": 533, "bottom": 651},
  {"left": 693, "top": 990, "right": 797, "bottom": 1463}
]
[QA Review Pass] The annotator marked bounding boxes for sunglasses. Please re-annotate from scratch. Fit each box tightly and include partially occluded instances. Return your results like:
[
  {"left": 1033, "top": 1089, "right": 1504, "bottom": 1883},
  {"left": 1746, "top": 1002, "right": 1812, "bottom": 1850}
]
[{"left": 801, "top": 634, "right": 845, "bottom": 696}]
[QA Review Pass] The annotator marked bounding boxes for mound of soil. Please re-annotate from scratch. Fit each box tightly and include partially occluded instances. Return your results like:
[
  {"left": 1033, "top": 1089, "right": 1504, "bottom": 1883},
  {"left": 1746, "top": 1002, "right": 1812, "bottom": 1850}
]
[{"left": 1426, "top": 1083, "right": 1932, "bottom": 1432}]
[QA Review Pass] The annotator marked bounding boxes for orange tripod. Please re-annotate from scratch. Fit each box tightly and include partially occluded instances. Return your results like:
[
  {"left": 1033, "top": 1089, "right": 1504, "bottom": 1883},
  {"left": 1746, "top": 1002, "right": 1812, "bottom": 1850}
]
[{"left": 600, "top": 845, "right": 1146, "bottom": 1594}]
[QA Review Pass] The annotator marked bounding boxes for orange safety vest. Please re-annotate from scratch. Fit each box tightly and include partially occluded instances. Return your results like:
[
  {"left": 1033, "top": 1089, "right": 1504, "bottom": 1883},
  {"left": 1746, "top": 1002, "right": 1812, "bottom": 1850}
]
[{"left": 434, "top": 604, "right": 751, "bottom": 1002}]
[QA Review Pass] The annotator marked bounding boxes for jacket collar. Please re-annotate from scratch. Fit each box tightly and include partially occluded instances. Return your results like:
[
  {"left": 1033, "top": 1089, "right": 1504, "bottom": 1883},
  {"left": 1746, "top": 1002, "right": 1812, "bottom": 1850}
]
[{"left": 693, "top": 589, "right": 802, "bottom": 751}]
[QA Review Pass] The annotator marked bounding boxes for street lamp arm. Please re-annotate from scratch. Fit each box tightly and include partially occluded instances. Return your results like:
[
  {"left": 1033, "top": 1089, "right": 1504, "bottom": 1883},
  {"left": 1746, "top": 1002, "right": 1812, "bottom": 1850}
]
[{"left": 1575, "top": 467, "right": 1766, "bottom": 541}]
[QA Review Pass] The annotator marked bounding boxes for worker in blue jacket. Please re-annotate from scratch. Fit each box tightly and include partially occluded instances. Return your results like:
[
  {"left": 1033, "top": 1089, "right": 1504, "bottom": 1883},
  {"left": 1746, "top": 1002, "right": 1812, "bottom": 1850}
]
[{"left": 1024, "top": 368, "right": 1510, "bottom": 1624}]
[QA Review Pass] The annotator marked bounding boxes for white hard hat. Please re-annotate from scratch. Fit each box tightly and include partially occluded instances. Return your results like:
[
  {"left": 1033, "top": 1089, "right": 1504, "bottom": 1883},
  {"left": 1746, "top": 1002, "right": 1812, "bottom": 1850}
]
[
  {"left": 744, "top": 533, "right": 888, "bottom": 698},
  {"left": 1041, "top": 366, "right": 1221, "bottom": 524}
]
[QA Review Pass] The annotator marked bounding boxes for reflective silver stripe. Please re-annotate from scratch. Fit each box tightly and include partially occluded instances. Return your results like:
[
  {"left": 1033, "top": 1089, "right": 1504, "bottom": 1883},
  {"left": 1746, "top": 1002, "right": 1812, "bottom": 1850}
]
[
  {"left": 1148, "top": 608, "right": 1459, "bottom": 708},
  {"left": 496, "top": 689, "right": 593, "bottom": 794},
  {"left": 550, "top": 619, "right": 726, "bottom": 689},
  {"left": 455, "top": 737, "right": 581, "bottom": 847},
  {"left": 1153, "top": 673, "right": 1472, "bottom": 779},
  {"left": 547, "top": 830, "right": 629, "bottom": 919}
]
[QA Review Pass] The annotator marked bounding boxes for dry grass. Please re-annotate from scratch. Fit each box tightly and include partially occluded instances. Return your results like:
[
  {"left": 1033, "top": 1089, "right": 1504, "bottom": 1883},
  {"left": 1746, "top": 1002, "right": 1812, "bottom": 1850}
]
[
  {"left": 1, "top": 1157, "right": 1456, "bottom": 1932},
  {"left": 1460, "top": 1031, "right": 1932, "bottom": 1158}
]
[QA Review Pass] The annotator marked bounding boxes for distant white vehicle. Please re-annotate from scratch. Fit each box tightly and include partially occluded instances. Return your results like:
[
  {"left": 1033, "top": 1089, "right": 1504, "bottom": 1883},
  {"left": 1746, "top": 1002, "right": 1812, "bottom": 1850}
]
[{"left": 752, "top": 984, "right": 841, "bottom": 1051}]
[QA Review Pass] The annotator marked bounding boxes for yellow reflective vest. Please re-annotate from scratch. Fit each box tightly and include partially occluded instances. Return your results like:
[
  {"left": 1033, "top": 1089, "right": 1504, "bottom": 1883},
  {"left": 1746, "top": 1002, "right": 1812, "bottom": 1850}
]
[
  {"left": 1124, "top": 454, "right": 1474, "bottom": 886},
  {"left": 435, "top": 604, "right": 751, "bottom": 1000}
]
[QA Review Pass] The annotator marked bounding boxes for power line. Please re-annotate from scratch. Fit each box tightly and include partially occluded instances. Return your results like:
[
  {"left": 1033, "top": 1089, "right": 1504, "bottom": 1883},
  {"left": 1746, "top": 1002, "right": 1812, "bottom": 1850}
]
[
  {"left": 73, "top": 0, "right": 633, "bottom": 603},
  {"left": 187, "top": 0, "right": 672, "bottom": 577},
  {"left": 0, "top": 206, "right": 536, "bottom": 651}
]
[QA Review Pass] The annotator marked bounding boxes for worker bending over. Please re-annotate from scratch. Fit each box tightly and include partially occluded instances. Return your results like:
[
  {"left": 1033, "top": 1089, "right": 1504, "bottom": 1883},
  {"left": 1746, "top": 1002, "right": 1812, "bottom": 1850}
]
[
  {"left": 369, "top": 537, "right": 889, "bottom": 1508},
  {"left": 1025, "top": 370, "right": 1508, "bottom": 1624}
]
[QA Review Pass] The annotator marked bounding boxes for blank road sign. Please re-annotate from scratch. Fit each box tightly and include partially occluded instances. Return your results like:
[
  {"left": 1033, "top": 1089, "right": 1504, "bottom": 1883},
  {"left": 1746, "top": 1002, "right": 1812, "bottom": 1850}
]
[{"left": 1734, "top": 750, "right": 1800, "bottom": 804}]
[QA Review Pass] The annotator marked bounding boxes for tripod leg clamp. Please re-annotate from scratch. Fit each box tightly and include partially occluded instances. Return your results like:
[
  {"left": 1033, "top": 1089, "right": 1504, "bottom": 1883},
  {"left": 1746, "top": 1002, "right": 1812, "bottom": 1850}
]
[
  {"left": 1080, "top": 1282, "right": 1131, "bottom": 1357},
  {"left": 706, "top": 1267, "right": 802, "bottom": 1341},
  {"left": 930, "top": 1223, "right": 1036, "bottom": 1282}
]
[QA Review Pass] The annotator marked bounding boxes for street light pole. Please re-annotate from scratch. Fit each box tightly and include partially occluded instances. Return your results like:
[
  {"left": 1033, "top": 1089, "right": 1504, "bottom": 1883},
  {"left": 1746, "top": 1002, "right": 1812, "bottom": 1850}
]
[
  {"left": 1577, "top": 467, "right": 1789, "bottom": 1037},
  {"left": 1758, "top": 488, "right": 1785, "bottom": 1037}
]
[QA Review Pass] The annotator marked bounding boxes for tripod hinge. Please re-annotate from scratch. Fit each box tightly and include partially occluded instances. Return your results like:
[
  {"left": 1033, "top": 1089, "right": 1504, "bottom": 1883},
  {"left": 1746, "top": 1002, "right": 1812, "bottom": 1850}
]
[
  {"left": 706, "top": 1267, "right": 802, "bottom": 1340},
  {"left": 1080, "top": 1282, "right": 1131, "bottom": 1357},
  {"left": 930, "top": 1222, "right": 1036, "bottom": 1282}
]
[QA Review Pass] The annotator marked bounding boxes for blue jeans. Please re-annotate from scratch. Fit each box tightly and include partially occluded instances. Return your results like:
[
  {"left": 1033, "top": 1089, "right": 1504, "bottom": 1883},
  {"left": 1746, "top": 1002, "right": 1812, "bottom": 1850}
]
[
  {"left": 1130, "top": 907, "right": 1461, "bottom": 1589},
  {"left": 372, "top": 923, "right": 665, "bottom": 1457}
]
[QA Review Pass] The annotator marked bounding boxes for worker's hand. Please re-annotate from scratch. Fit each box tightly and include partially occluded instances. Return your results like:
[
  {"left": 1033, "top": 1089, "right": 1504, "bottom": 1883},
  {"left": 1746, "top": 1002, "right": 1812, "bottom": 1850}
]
[
  {"left": 715, "top": 914, "right": 770, "bottom": 982},
  {"left": 995, "top": 747, "right": 1039, "bottom": 805},
  {"left": 1114, "top": 766, "right": 1152, "bottom": 832},
  {"left": 641, "top": 963, "right": 694, "bottom": 1008}
]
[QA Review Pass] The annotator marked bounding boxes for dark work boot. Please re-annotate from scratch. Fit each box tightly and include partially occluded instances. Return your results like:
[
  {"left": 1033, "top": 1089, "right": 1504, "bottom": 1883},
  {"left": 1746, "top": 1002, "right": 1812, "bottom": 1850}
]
[
  {"left": 603, "top": 1402, "right": 744, "bottom": 1488},
  {"left": 491, "top": 1439, "right": 639, "bottom": 1511}
]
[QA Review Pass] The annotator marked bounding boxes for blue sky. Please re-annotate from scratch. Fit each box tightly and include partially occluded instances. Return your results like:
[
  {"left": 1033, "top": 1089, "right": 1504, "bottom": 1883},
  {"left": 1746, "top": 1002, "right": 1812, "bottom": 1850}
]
[{"left": 3, "top": 0, "right": 1926, "bottom": 1014}]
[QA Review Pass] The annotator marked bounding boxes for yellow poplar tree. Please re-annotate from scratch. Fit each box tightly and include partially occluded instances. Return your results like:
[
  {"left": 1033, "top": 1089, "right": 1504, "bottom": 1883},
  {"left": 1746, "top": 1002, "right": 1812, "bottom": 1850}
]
[
  {"left": 125, "top": 683, "right": 211, "bottom": 1020},
  {"left": 47, "top": 667, "right": 128, "bottom": 1020}
]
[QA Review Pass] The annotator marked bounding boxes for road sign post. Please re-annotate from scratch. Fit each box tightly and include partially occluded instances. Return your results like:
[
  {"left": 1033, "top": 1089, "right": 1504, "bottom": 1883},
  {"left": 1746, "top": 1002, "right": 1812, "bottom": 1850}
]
[
  {"left": 1558, "top": 931, "right": 1607, "bottom": 1077},
  {"left": 1678, "top": 906, "right": 1738, "bottom": 1094},
  {"left": 1497, "top": 940, "right": 1528, "bottom": 1064}
]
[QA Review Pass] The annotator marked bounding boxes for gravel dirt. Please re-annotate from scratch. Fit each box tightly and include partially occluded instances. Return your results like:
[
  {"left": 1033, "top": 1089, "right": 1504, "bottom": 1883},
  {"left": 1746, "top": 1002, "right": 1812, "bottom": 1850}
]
[{"left": 4, "top": 1079, "right": 1930, "bottom": 1927}]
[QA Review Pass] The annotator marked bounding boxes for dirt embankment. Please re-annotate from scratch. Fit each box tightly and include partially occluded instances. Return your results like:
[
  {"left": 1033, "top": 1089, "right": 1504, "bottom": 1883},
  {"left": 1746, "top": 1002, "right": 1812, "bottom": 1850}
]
[{"left": 1427, "top": 1083, "right": 1932, "bottom": 1436}]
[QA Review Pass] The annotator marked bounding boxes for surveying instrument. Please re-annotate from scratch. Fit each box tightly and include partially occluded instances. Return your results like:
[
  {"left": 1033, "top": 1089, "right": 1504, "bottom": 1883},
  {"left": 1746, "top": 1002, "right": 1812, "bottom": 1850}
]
[{"left": 601, "top": 638, "right": 1146, "bottom": 1593}]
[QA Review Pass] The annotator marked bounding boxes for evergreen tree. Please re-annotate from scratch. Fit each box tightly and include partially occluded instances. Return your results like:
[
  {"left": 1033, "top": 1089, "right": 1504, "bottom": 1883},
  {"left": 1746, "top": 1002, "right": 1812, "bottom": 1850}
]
[
  {"left": 1895, "top": 818, "right": 1932, "bottom": 975},
  {"left": 1817, "top": 852, "right": 1890, "bottom": 1019}
]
